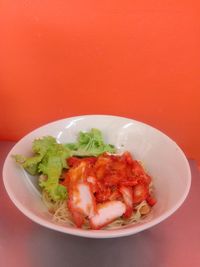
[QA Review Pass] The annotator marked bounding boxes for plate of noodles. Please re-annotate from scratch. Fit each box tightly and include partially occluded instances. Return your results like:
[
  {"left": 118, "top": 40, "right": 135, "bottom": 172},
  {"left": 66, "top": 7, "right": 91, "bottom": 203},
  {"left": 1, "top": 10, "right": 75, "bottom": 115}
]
[{"left": 3, "top": 115, "right": 191, "bottom": 238}]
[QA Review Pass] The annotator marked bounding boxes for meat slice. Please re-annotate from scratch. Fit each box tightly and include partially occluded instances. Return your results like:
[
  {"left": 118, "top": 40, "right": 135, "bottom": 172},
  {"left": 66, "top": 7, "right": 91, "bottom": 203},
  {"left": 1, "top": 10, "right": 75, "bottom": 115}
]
[
  {"left": 90, "top": 201, "right": 126, "bottom": 230},
  {"left": 73, "top": 183, "right": 96, "bottom": 218},
  {"left": 119, "top": 186, "right": 133, "bottom": 218},
  {"left": 68, "top": 182, "right": 96, "bottom": 227}
]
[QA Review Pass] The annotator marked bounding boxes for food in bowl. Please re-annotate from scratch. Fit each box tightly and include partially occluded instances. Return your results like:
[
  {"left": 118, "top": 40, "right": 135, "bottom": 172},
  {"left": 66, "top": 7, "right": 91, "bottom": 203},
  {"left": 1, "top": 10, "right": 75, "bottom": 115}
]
[
  {"left": 14, "top": 128, "right": 156, "bottom": 230},
  {"left": 3, "top": 115, "right": 191, "bottom": 238}
]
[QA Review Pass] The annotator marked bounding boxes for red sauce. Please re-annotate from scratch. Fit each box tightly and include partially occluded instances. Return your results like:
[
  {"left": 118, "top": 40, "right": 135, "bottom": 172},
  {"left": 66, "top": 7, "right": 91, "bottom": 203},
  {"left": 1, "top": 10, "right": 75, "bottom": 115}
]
[{"left": 62, "top": 152, "right": 156, "bottom": 221}]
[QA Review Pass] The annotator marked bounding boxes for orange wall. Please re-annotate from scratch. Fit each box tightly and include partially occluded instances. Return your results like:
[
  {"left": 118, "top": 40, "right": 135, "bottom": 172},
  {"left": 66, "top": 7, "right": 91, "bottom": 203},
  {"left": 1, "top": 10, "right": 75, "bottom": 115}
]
[{"left": 0, "top": 1, "right": 200, "bottom": 162}]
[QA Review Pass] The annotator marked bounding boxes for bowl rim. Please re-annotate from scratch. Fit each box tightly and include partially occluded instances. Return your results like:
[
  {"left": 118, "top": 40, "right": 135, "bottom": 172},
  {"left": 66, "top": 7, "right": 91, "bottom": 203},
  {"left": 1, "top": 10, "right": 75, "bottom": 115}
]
[{"left": 2, "top": 115, "right": 192, "bottom": 238}]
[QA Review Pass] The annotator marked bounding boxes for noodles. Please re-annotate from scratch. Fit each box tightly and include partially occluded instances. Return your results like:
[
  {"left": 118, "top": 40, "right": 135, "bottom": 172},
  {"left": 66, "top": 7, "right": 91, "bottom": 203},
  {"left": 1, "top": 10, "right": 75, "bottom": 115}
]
[
  {"left": 42, "top": 191, "right": 152, "bottom": 230},
  {"left": 105, "top": 200, "right": 151, "bottom": 230},
  {"left": 42, "top": 191, "right": 74, "bottom": 226}
]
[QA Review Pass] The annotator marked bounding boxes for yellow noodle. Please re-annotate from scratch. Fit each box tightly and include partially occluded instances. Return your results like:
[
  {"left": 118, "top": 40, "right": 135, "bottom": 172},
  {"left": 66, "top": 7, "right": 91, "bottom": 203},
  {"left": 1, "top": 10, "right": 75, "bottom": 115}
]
[{"left": 42, "top": 191, "right": 152, "bottom": 230}]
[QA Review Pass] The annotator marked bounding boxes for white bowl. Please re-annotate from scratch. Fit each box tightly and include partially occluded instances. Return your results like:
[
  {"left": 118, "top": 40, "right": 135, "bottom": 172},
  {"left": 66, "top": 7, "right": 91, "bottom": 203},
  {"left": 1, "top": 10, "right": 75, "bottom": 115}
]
[{"left": 3, "top": 115, "right": 191, "bottom": 238}]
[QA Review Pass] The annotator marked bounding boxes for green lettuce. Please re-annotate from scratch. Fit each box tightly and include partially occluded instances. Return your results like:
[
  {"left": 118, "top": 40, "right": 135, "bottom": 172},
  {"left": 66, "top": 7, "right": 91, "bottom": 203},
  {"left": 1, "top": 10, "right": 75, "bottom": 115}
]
[
  {"left": 14, "top": 154, "right": 42, "bottom": 176},
  {"left": 65, "top": 128, "right": 116, "bottom": 156},
  {"left": 14, "top": 136, "right": 71, "bottom": 201}
]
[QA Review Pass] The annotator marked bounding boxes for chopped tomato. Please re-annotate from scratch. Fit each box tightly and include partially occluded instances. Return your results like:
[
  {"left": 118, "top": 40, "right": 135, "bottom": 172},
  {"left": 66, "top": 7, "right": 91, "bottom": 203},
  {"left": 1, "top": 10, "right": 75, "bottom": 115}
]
[
  {"left": 142, "top": 174, "right": 152, "bottom": 185},
  {"left": 122, "top": 151, "right": 134, "bottom": 165},
  {"left": 146, "top": 195, "right": 157, "bottom": 206},
  {"left": 103, "top": 174, "right": 122, "bottom": 186},
  {"left": 120, "top": 179, "right": 138, "bottom": 187},
  {"left": 67, "top": 157, "right": 81, "bottom": 167},
  {"left": 95, "top": 166, "right": 107, "bottom": 180},
  {"left": 132, "top": 160, "right": 146, "bottom": 176},
  {"left": 95, "top": 186, "right": 111, "bottom": 203}
]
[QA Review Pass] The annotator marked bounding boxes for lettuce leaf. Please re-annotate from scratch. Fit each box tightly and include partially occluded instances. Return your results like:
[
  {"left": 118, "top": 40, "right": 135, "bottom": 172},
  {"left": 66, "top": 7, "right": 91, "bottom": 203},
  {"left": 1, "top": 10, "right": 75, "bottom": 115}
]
[
  {"left": 65, "top": 128, "right": 116, "bottom": 156},
  {"left": 38, "top": 154, "right": 67, "bottom": 201},
  {"left": 14, "top": 136, "right": 71, "bottom": 201}
]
